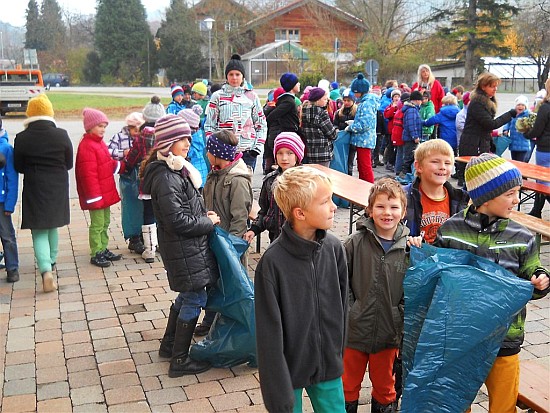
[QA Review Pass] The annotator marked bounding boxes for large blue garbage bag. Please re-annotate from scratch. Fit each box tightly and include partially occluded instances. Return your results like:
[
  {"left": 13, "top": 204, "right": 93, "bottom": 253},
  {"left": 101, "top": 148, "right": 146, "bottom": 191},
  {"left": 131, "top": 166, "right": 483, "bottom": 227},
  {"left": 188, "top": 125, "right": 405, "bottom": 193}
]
[
  {"left": 119, "top": 168, "right": 143, "bottom": 239},
  {"left": 190, "top": 226, "right": 256, "bottom": 367},
  {"left": 401, "top": 244, "right": 533, "bottom": 413},
  {"left": 330, "top": 130, "right": 351, "bottom": 208}
]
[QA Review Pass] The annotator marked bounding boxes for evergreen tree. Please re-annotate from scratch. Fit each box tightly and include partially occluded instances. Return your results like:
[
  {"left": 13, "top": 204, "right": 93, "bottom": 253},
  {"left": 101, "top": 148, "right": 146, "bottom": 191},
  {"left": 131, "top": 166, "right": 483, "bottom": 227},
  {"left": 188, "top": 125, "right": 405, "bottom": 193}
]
[
  {"left": 40, "top": 0, "right": 67, "bottom": 51},
  {"left": 24, "top": 0, "right": 45, "bottom": 50},
  {"left": 156, "top": 0, "right": 206, "bottom": 83},
  {"left": 94, "top": 0, "right": 155, "bottom": 85}
]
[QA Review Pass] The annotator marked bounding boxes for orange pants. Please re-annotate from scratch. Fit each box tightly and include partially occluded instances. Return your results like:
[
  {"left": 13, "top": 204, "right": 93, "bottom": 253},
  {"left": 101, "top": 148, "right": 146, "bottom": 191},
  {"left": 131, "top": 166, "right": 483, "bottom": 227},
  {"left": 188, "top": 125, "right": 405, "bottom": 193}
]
[
  {"left": 465, "top": 354, "right": 520, "bottom": 413},
  {"left": 342, "top": 347, "right": 398, "bottom": 404}
]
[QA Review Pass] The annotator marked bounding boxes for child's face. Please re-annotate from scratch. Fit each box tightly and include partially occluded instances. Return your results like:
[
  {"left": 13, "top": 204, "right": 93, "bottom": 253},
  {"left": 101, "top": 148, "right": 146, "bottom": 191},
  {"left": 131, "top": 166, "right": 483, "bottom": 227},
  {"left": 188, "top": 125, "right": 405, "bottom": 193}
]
[
  {"left": 515, "top": 104, "right": 526, "bottom": 114},
  {"left": 415, "top": 153, "right": 453, "bottom": 186},
  {"left": 477, "top": 186, "right": 520, "bottom": 220},
  {"left": 291, "top": 82, "right": 301, "bottom": 94},
  {"left": 343, "top": 97, "right": 354, "bottom": 108},
  {"left": 392, "top": 95, "right": 400, "bottom": 103},
  {"left": 128, "top": 126, "right": 140, "bottom": 138},
  {"left": 193, "top": 92, "right": 205, "bottom": 100},
  {"left": 90, "top": 123, "right": 107, "bottom": 137},
  {"left": 171, "top": 138, "right": 191, "bottom": 158},
  {"left": 227, "top": 70, "right": 243, "bottom": 87},
  {"left": 299, "top": 181, "right": 336, "bottom": 231},
  {"left": 368, "top": 193, "right": 404, "bottom": 238},
  {"left": 174, "top": 94, "right": 183, "bottom": 103},
  {"left": 276, "top": 148, "right": 298, "bottom": 171}
]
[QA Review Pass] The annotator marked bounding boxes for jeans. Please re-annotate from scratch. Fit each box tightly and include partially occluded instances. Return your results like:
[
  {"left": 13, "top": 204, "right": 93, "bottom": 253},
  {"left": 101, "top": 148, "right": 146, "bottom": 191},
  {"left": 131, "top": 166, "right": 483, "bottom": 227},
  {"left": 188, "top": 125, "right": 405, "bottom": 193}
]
[
  {"left": 31, "top": 228, "right": 58, "bottom": 274},
  {"left": 241, "top": 150, "right": 258, "bottom": 172},
  {"left": 394, "top": 145, "right": 404, "bottom": 174},
  {"left": 402, "top": 141, "right": 417, "bottom": 174},
  {"left": 173, "top": 288, "right": 208, "bottom": 322},
  {"left": 0, "top": 203, "right": 18, "bottom": 271},
  {"left": 89, "top": 208, "right": 110, "bottom": 255}
]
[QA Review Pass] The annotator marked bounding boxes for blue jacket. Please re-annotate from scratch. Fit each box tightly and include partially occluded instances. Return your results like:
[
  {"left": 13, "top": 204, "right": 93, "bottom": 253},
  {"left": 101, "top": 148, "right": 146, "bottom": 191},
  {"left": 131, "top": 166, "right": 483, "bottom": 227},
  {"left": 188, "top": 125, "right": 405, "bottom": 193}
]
[
  {"left": 0, "top": 130, "right": 18, "bottom": 212},
  {"left": 424, "top": 104, "right": 460, "bottom": 149},
  {"left": 188, "top": 129, "right": 208, "bottom": 188},
  {"left": 348, "top": 93, "right": 380, "bottom": 148},
  {"left": 402, "top": 102, "right": 422, "bottom": 142},
  {"left": 504, "top": 109, "right": 532, "bottom": 152}
]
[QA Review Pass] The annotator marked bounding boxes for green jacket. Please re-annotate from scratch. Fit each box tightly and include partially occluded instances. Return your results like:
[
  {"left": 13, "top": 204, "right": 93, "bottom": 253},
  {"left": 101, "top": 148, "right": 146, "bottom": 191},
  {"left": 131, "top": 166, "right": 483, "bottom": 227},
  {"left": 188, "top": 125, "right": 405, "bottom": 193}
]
[{"left": 420, "top": 100, "right": 435, "bottom": 138}]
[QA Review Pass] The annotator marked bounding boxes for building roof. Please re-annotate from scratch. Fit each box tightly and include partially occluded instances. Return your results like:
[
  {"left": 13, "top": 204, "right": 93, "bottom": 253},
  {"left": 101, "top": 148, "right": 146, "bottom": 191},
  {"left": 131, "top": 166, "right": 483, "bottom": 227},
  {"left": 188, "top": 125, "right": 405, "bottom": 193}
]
[{"left": 482, "top": 57, "right": 541, "bottom": 80}]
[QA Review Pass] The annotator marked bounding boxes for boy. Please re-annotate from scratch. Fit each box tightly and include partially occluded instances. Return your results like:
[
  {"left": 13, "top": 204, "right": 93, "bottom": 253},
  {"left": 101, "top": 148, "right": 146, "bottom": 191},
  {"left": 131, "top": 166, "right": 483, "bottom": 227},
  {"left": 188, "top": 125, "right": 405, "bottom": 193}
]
[
  {"left": 399, "top": 90, "right": 423, "bottom": 181},
  {"left": 404, "top": 140, "right": 469, "bottom": 244},
  {"left": 191, "top": 81, "right": 209, "bottom": 123},
  {"left": 435, "top": 153, "right": 550, "bottom": 413},
  {"left": 419, "top": 91, "right": 435, "bottom": 142},
  {"left": 342, "top": 178, "right": 422, "bottom": 413},
  {"left": 255, "top": 166, "right": 348, "bottom": 413}
]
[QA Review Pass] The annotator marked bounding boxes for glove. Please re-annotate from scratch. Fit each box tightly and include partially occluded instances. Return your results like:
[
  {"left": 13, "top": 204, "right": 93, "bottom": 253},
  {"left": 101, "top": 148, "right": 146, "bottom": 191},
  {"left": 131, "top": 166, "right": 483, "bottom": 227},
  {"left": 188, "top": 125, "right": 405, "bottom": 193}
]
[
  {"left": 508, "top": 108, "right": 518, "bottom": 118},
  {"left": 248, "top": 149, "right": 261, "bottom": 157}
]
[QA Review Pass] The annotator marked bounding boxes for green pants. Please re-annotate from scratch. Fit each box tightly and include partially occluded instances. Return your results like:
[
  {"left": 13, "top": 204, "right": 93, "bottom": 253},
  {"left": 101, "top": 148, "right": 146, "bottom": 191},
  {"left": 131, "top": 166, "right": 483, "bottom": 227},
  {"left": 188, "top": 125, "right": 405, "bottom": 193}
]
[
  {"left": 31, "top": 228, "right": 59, "bottom": 274},
  {"left": 89, "top": 208, "right": 110, "bottom": 256},
  {"left": 293, "top": 377, "right": 345, "bottom": 413}
]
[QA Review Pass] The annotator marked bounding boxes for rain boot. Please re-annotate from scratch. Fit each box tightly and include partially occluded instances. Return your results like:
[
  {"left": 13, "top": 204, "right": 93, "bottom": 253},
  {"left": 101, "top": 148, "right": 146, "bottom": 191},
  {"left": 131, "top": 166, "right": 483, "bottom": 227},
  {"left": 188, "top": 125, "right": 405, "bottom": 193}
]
[
  {"left": 142, "top": 224, "right": 157, "bottom": 263},
  {"left": 528, "top": 193, "right": 546, "bottom": 218},
  {"left": 345, "top": 400, "right": 358, "bottom": 413},
  {"left": 371, "top": 398, "right": 397, "bottom": 413},
  {"left": 168, "top": 317, "right": 211, "bottom": 377},
  {"left": 159, "top": 304, "right": 179, "bottom": 358}
]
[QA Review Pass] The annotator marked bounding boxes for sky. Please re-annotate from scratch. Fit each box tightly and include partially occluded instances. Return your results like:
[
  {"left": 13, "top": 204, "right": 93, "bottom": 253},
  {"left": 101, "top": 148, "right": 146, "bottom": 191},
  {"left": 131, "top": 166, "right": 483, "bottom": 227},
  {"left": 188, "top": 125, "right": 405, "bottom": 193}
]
[{"left": 2, "top": 0, "right": 173, "bottom": 27}]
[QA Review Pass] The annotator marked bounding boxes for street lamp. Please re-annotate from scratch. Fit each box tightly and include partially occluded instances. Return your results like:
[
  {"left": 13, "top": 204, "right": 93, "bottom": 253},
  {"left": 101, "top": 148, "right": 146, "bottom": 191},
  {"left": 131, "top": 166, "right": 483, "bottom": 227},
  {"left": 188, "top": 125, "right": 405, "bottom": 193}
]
[{"left": 203, "top": 18, "right": 215, "bottom": 81}]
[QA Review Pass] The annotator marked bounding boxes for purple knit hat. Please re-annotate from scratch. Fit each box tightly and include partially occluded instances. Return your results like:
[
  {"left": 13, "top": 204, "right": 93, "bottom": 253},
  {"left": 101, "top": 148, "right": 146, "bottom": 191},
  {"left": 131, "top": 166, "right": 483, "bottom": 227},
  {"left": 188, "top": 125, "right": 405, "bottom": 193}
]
[{"left": 154, "top": 114, "right": 191, "bottom": 155}]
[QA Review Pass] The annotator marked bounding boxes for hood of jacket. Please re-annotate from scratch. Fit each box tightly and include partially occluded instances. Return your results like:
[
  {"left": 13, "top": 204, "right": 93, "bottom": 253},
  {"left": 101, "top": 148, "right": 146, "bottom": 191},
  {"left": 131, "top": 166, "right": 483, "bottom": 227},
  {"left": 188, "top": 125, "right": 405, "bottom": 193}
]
[
  {"left": 209, "top": 156, "right": 252, "bottom": 182},
  {"left": 469, "top": 90, "right": 497, "bottom": 116},
  {"left": 439, "top": 104, "right": 460, "bottom": 120},
  {"left": 402, "top": 101, "right": 418, "bottom": 113}
]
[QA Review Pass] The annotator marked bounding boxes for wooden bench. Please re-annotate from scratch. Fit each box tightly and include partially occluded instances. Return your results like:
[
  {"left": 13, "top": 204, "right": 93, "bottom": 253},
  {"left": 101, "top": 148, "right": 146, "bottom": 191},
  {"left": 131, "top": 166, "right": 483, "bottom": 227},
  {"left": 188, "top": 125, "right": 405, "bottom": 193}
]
[
  {"left": 519, "top": 181, "right": 550, "bottom": 210},
  {"left": 517, "top": 359, "right": 550, "bottom": 413},
  {"left": 509, "top": 210, "right": 550, "bottom": 251}
]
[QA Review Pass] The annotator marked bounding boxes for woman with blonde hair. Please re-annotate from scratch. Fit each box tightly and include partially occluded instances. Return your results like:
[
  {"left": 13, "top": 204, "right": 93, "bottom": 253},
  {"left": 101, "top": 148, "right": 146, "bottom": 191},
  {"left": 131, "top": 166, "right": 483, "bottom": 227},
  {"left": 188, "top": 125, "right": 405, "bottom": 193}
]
[{"left": 412, "top": 64, "right": 445, "bottom": 113}]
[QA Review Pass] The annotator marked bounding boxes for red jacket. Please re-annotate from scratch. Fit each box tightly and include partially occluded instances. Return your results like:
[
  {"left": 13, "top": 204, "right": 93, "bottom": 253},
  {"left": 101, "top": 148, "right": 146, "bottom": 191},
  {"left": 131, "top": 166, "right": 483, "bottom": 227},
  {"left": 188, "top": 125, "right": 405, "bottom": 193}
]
[
  {"left": 390, "top": 102, "right": 405, "bottom": 146},
  {"left": 76, "top": 133, "right": 123, "bottom": 210},
  {"left": 412, "top": 80, "right": 445, "bottom": 113},
  {"left": 384, "top": 104, "right": 398, "bottom": 134}
]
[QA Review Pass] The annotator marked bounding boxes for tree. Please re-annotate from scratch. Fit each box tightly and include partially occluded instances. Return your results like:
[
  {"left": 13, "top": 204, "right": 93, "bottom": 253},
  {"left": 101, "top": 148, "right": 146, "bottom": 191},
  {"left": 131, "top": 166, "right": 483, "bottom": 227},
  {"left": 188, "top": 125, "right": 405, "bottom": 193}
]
[
  {"left": 40, "top": 0, "right": 67, "bottom": 51},
  {"left": 24, "top": 0, "right": 44, "bottom": 50},
  {"left": 94, "top": 0, "right": 156, "bottom": 85},
  {"left": 156, "top": 0, "right": 205, "bottom": 83}
]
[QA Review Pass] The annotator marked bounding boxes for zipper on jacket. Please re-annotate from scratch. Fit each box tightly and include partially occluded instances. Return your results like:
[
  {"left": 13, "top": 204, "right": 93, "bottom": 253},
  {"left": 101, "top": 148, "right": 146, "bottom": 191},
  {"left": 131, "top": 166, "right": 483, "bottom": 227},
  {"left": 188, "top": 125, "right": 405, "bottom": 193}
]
[{"left": 311, "top": 247, "right": 324, "bottom": 377}]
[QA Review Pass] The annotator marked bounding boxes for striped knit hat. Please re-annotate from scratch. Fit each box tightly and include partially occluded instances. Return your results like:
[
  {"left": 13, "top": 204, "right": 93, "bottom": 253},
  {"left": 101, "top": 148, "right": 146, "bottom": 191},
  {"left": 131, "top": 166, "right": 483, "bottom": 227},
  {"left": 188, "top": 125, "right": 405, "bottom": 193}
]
[
  {"left": 274, "top": 132, "right": 305, "bottom": 163},
  {"left": 465, "top": 153, "right": 523, "bottom": 207},
  {"left": 154, "top": 114, "right": 191, "bottom": 156}
]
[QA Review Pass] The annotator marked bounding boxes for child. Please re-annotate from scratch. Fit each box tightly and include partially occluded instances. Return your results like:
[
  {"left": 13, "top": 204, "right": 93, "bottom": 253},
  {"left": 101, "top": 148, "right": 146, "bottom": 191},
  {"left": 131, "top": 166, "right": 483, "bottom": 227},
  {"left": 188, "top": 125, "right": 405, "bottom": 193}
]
[
  {"left": 166, "top": 84, "right": 187, "bottom": 115},
  {"left": 383, "top": 89, "right": 402, "bottom": 172},
  {"left": 503, "top": 95, "right": 532, "bottom": 162},
  {"left": 178, "top": 106, "right": 209, "bottom": 188},
  {"left": 0, "top": 118, "right": 19, "bottom": 283},
  {"left": 403, "top": 139, "right": 469, "bottom": 244},
  {"left": 390, "top": 92, "right": 409, "bottom": 176},
  {"left": 342, "top": 178, "right": 422, "bottom": 413},
  {"left": 423, "top": 94, "right": 460, "bottom": 154},
  {"left": 244, "top": 132, "right": 305, "bottom": 244},
  {"left": 419, "top": 91, "right": 435, "bottom": 141},
  {"left": 434, "top": 153, "right": 549, "bottom": 413},
  {"left": 75, "top": 108, "right": 124, "bottom": 268},
  {"left": 254, "top": 166, "right": 348, "bottom": 413},
  {"left": 191, "top": 81, "right": 209, "bottom": 123},
  {"left": 452, "top": 85, "right": 465, "bottom": 109},
  {"left": 141, "top": 114, "right": 220, "bottom": 377},
  {"left": 108, "top": 112, "right": 146, "bottom": 254},
  {"left": 333, "top": 89, "right": 357, "bottom": 175},
  {"left": 399, "top": 90, "right": 423, "bottom": 180}
]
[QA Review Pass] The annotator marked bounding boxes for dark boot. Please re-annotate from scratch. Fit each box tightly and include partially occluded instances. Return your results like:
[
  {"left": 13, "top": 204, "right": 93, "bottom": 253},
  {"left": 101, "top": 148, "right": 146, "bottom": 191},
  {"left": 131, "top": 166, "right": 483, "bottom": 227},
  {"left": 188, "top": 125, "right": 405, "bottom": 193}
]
[
  {"left": 345, "top": 400, "right": 358, "bottom": 413},
  {"left": 371, "top": 398, "right": 397, "bottom": 413},
  {"left": 528, "top": 193, "right": 546, "bottom": 218},
  {"left": 128, "top": 236, "right": 145, "bottom": 254},
  {"left": 158, "top": 305, "right": 179, "bottom": 358},
  {"left": 168, "top": 317, "right": 211, "bottom": 377}
]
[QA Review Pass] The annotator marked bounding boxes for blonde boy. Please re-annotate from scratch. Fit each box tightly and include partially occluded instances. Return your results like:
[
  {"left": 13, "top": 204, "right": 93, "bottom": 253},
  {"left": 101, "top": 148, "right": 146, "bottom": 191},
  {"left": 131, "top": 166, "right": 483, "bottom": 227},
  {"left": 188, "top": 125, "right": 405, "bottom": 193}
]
[{"left": 255, "top": 166, "right": 348, "bottom": 413}]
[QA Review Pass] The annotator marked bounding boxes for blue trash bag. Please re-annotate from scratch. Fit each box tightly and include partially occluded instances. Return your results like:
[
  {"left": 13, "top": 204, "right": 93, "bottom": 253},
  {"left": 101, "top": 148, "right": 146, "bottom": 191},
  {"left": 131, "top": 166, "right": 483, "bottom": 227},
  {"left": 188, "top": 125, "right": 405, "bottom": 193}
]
[
  {"left": 493, "top": 135, "right": 511, "bottom": 156},
  {"left": 401, "top": 244, "right": 533, "bottom": 413},
  {"left": 119, "top": 168, "right": 144, "bottom": 239},
  {"left": 330, "top": 130, "right": 351, "bottom": 208},
  {"left": 190, "top": 226, "right": 256, "bottom": 367}
]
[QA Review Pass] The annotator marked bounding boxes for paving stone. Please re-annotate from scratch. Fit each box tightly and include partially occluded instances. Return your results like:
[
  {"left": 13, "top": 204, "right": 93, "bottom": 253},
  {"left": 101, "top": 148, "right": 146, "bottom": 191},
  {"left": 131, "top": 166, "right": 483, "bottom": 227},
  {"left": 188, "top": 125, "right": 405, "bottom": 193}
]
[
  {"left": 70, "top": 385, "right": 105, "bottom": 405},
  {"left": 101, "top": 372, "right": 141, "bottom": 390},
  {"left": 107, "top": 401, "right": 151, "bottom": 412},
  {"left": 67, "top": 356, "right": 98, "bottom": 373},
  {"left": 171, "top": 398, "right": 214, "bottom": 413},
  {"left": 129, "top": 340, "right": 160, "bottom": 354},
  {"left": 73, "top": 402, "right": 108, "bottom": 413},
  {"left": 184, "top": 381, "right": 225, "bottom": 400},
  {"left": 104, "top": 385, "right": 146, "bottom": 405},
  {"left": 6, "top": 327, "right": 35, "bottom": 352},
  {"left": 35, "top": 318, "right": 61, "bottom": 331},
  {"left": 220, "top": 374, "right": 259, "bottom": 393},
  {"left": 94, "top": 336, "right": 128, "bottom": 352},
  {"left": 96, "top": 347, "right": 132, "bottom": 364},
  {"left": 5, "top": 350, "right": 35, "bottom": 366},
  {"left": 36, "top": 366, "right": 67, "bottom": 385},
  {"left": 208, "top": 392, "right": 252, "bottom": 412},
  {"left": 136, "top": 361, "right": 170, "bottom": 377},
  {"left": 9, "top": 316, "right": 35, "bottom": 329},
  {"left": 140, "top": 376, "right": 162, "bottom": 392},
  {"left": 1, "top": 393, "right": 37, "bottom": 412},
  {"left": 88, "top": 317, "right": 121, "bottom": 330},
  {"left": 98, "top": 359, "right": 137, "bottom": 376},
  {"left": 63, "top": 330, "right": 91, "bottom": 345},
  {"left": 36, "top": 397, "right": 72, "bottom": 413},
  {"left": 4, "top": 363, "right": 35, "bottom": 381},
  {"left": 36, "top": 353, "right": 66, "bottom": 369},
  {"left": 36, "top": 381, "right": 70, "bottom": 401},
  {"left": 62, "top": 320, "right": 89, "bottom": 333},
  {"left": 146, "top": 387, "right": 187, "bottom": 405},
  {"left": 69, "top": 369, "right": 101, "bottom": 388},
  {"left": 3, "top": 378, "right": 36, "bottom": 396},
  {"left": 65, "top": 342, "right": 94, "bottom": 358},
  {"left": 36, "top": 340, "right": 63, "bottom": 355},
  {"left": 35, "top": 328, "right": 62, "bottom": 343}
]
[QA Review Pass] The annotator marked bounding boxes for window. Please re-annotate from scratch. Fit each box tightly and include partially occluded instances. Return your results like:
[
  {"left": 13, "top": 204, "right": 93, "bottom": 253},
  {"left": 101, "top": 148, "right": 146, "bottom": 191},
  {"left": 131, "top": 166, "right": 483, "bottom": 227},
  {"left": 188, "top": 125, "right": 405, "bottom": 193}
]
[
  {"left": 275, "top": 29, "right": 300, "bottom": 41},
  {"left": 225, "top": 20, "right": 238, "bottom": 31}
]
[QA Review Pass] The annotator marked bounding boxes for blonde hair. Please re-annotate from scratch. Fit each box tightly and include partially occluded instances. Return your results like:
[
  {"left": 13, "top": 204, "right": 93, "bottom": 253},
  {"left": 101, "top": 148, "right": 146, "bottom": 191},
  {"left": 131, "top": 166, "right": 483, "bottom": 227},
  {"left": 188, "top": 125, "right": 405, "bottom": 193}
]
[
  {"left": 414, "top": 139, "right": 455, "bottom": 166},
  {"left": 367, "top": 177, "right": 407, "bottom": 214},
  {"left": 273, "top": 166, "right": 332, "bottom": 222},
  {"left": 417, "top": 64, "right": 435, "bottom": 86},
  {"left": 475, "top": 72, "right": 501, "bottom": 91},
  {"left": 441, "top": 95, "right": 458, "bottom": 106}
]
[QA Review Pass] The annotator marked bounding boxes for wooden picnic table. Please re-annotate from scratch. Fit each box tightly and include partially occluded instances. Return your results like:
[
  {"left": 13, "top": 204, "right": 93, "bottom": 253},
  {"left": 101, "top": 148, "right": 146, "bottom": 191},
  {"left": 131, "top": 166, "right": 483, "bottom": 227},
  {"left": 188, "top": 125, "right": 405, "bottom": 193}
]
[{"left": 456, "top": 156, "right": 550, "bottom": 183}]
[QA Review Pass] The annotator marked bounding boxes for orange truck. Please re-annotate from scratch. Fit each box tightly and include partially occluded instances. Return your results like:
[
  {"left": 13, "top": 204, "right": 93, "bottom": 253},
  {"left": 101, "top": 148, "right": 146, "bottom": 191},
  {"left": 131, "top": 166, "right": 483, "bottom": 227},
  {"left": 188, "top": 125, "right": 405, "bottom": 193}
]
[{"left": 0, "top": 69, "right": 44, "bottom": 116}]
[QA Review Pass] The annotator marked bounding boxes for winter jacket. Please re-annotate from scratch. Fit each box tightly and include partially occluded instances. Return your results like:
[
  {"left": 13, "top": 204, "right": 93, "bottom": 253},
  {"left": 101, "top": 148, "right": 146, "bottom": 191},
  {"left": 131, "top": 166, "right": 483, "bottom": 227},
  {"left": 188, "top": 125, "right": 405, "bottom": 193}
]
[
  {"left": 265, "top": 93, "right": 300, "bottom": 158},
  {"left": 412, "top": 80, "right": 445, "bottom": 113},
  {"left": 402, "top": 102, "right": 422, "bottom": 142},
  {"left": 459, "top": 90, "right": 514, "bottom": 156},
  {"left": 188, "top": 129, "right": 209, "bottom": 188},
  {"left": 424, "top": 104, "right": 460, "bottom": 149},
  {"left": 204, "top": 82, "right": 267, "bottom": 154},
  {"left": 202, "top": 155, "right": 252, "bottom": 237},
  {"left": 108, "top": 126, "right": 133, "bottom": 160},
  {"left": 249, "top": 168, "right": 285, "bottom": 242},
  {"left": 255, "top": 222, "right": 348, "bottom": 413},
  {"left": 390, "top": 102, "right": 405, "bottom": 147},
  {"left": 166, "top": 99, "right": 187, "bottom": 115},
  {"left": 142, "top": 160, "right": 218, "bottom": 292},
  {"left": 504, "top": 109, "right": 532, "bottom": 153},
  {"left": 75, "top": 133, "right": 123, "bottom": 210},
  {"left": 333, "top": 105, "right": 357, "bottom": 131},
  {"left": 300, "top": 102, "right": 337, "bottom": 163},
  {"left": 344, "top": 216, "right": 410, "bottom": 354},
  {"left": 434, "top": 205, "right": 549, "bottom": 356},
  {"left": 347, "top": 93, "right": 380, "bottom": 149},
  {"left": 455, "top": 105, "right": 468, "bottom": 146},
  {"left": 403, "top": 177, "right": 470, "bottom": 238},
  {"left": 0, "top": 130, "right": 18, "bottom": 213},
  {"left": 525, "top": 101, "right": 550, "bottom": 153},
  {"left": 14, "top": 118, "right": 73, "bottom": 229},
  {"left": 420, "top": 100, "right": 435, "bottom": 138}
]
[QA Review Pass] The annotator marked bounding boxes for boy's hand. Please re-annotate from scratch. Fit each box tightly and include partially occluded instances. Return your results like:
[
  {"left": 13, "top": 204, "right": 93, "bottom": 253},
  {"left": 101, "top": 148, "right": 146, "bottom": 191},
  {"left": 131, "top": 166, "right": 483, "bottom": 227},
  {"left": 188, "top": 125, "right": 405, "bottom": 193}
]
[
  {"left": 207, "top": 211, "right": 220, "bottom": 225},
  {"left": 407, "top": 236, "right": 423, "bottom": 248},
  {"left": 243, "top": 230, "right": 255, "bottom": 243},
  {"left": 531, "top": 271, "right": 550, "bottom": 291}
]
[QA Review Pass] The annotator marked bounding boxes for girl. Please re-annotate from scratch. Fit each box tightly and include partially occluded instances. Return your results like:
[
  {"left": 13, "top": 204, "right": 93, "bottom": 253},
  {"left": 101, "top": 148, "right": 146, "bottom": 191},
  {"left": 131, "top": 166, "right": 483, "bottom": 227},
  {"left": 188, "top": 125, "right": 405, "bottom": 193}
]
[
  {"left": 333, "top": 89, "right": 357, "bottom": 175},
  {"left": 141, "top": 114, "right": 220, "bottom": 377},
  {"left": 503, "top": 95, "right": 532, "bottom": 162}
]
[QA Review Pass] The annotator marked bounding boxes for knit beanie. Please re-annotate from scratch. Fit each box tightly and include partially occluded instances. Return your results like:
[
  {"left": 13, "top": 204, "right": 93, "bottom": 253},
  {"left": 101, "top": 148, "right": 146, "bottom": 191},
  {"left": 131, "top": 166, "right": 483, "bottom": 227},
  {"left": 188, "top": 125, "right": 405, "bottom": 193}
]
[
  {"left": 26, "top": 93, "right": 54, "bottom": 118},
  {"left": 178, "top": 108, "right": 200, "bottom": 129},
  {"left": 143, "top": 96, "right": 166, "bottom": 123},
  {"left": 342, "top": 88, "right": 355, "bottom": 102},
  {"left": 125, "top": 112, "right": 145, "bottom": 128},
  {"left": 318, "top": 79, "right": 330, "bottom": 93},
  {"left": 391, "top": 89, "right": 402, "bottom": 98},
  {"left": 171, "top": 84, "right": 184, "bottom": 98},
  {"left": 273, "top": 87, "right": 285, "bottom": 103},
  {"left": 154, "top": 114, "right": 191, "bottom": 156},
  {"left": 191, "top": 82, "right": 207, "bottom": 97},
  {"left": 350, "top": 73, "right": 370, "bottom": 94},
  {"left": 410, "top": 90, "right": 423, "bottom": 101},
  {"left": 514, "top": 95, "right": 528, "bottom": 107},
  {"left": 465, "top": 153, "right": 523, "bottom": 207},
  {"left": 462, "top": 92, "right": 471, "bottom": 106},
  {"left": 401, "top": 92, "right": 411, "bottom": 102},
  {"left": 329, "top": 89, "right": 341, "bottom": 101},
  {"left": 330, "top": 81, "right": 339, "bottom": 90},
  {"left": 280, "top": 72, "right": 299, "bottom": 92},
  {"left": 273, "top": 132, "right": 305, "bottom": 163},
  {"left": 83, "top": 108, "right": 109, "bottom": 131},
  {"left": 225, "top": 54, "right": 245, "bottom": 78},
  {"left": 308, "top": 87, "right": 326, "bottom": 102}
]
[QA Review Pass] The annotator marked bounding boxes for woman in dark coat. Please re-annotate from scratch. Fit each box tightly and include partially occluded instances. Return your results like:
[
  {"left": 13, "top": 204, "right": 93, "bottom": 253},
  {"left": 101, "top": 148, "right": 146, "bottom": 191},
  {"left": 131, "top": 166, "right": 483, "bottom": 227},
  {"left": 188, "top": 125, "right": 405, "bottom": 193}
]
[
  {"left": 14, "top": 94, "right": 73, "bottom": 293},
  {"left": 455, "top": 72, "right": 517, "bottom": 186}
]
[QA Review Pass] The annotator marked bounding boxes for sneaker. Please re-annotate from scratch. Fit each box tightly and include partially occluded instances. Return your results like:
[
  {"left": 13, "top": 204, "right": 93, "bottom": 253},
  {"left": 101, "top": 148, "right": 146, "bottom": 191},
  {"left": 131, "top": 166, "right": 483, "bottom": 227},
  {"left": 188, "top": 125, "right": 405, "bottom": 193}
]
[
  {"left": 42, "top": 271, "right": 57, "bottom": 292},
  {"left": 103, "top": 249, "right": 122, "bottom": 261},
  {"left": 128, "top": 237, "right": 145, "bottom": 254},
  {"left": 6, "top": 269, "right": 19, "bottom": 283},
  {"left": 91, "top": 252, "right": 111, "bottom": 268}
]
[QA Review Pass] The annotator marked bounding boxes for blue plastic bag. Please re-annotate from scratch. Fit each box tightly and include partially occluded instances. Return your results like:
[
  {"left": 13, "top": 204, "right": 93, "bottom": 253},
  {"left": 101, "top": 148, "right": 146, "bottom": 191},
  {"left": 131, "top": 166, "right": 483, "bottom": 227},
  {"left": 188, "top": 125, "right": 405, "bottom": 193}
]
[
  {"left": 190, "top": 226, "right": 256, "bottom": 367},
  {"left": 329, "top": 130, "right": 351, "bottom": 208},
  {"left": 401, "top": 244, "right": 533, "bottom": 413}
]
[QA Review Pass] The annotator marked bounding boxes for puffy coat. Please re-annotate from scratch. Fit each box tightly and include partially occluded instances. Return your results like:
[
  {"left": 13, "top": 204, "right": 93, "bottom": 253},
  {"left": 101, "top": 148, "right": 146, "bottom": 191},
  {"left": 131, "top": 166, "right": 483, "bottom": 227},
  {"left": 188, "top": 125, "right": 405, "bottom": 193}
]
[
  {"left": 390, "top": 102, "right": 405, "bottom": 146},
  {"left": 142, "top": 160, "right": 218, "bottom": 292},
  {"left": 14, "top": 118, "right": 73, "bottom": 229},
  {"left": 75, "top": 133, "right": 122, "bottom": 210},
  {"left": 249, "top": 168, "right": 284, "bottom": 242},
  {"left": 347, "top": 93, "right": 380, "bottom": 148},
  {"left": 300, "top": 102, "right": 337, "bottom": 162},
  {"left": 420, "top": 100, "right": 435, "bottom": 137},
  {"left": 0, "top": 131, "right": 18, "bottom": 213},
  {"left": 504, "top": 109, "right": 532, "bottom": 152},
  {"left": 402, "top": 102, "right": 422, "bottom": 142},
  {"left": 525, "top": 101, "right": 550, "bottom": 153},
  {"left": 266, "top": 93, "right": 300, "bottom": 159},
  {"left": 424, "top": 104, "right": 460, "bottom": 149}
]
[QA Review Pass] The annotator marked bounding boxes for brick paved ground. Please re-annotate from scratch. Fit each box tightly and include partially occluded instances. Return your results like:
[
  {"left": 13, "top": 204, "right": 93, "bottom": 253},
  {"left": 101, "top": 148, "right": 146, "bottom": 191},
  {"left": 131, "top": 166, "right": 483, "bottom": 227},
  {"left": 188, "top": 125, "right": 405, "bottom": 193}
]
[{"left": 0, "top": 164, "right": 548, "bottom": 412}]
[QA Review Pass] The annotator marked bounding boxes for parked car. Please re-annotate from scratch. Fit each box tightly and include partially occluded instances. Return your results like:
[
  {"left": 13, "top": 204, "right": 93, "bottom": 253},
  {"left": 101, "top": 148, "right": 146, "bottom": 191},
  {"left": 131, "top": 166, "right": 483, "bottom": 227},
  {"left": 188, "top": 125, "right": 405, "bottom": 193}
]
[{"left": 43, "top": 73, "right": 69, "bottom": 88}]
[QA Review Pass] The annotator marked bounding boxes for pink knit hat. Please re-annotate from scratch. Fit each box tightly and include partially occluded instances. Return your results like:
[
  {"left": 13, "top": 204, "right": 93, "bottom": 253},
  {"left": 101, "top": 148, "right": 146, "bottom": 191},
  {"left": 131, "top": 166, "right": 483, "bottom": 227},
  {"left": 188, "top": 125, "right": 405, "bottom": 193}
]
[
  {"left": 273, "top": 132, "right": 305, "bottom": 163},
  {"left": 154, "top": 114, "right": 191, "bottom": 155},
  {"left": 125, "top": 112, "right": 145, "bottom": 128},
  {"left": 83, "top": 108, "right": 109, "bottom": 131},
  {"left": 177, "top": 106, "right": 201, "bottom": 129}
]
